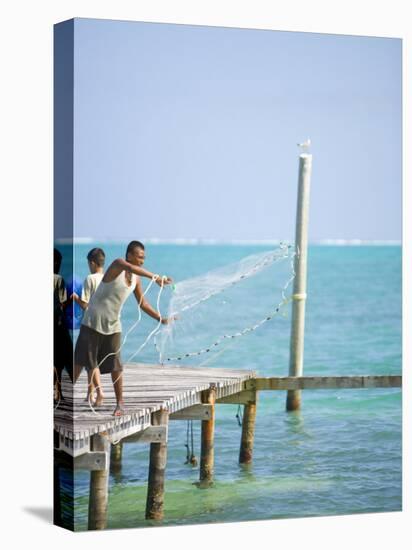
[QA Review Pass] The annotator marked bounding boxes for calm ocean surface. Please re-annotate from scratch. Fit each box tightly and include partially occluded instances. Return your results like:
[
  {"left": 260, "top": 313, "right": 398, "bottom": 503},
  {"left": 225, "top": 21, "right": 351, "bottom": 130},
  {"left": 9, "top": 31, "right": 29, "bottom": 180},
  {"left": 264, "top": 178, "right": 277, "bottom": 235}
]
[{"left": 60, "top": 243, "right": 402, "bottom": 530}]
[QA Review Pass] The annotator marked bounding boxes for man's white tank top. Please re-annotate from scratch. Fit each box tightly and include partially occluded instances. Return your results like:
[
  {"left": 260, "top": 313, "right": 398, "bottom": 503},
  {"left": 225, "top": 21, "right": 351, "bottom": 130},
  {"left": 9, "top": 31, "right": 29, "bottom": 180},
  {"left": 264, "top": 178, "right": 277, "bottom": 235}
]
[{"left": 82, "top": 272, "right": 138, "bottom": 335}]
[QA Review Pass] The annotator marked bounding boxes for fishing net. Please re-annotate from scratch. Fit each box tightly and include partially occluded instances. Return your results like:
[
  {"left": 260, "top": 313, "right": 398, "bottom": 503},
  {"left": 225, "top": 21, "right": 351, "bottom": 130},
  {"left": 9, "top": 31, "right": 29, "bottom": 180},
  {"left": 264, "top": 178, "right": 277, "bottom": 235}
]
[{"left": 154, "top": 243, "right": 296, "bottom": 365}]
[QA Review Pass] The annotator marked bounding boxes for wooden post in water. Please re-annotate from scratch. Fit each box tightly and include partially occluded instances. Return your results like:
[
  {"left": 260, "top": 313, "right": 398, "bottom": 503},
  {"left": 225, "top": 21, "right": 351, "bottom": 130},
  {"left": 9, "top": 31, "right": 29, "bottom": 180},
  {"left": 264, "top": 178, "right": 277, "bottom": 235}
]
[
  {"left": 239, "top": 391, "right": 257, "bottom": 464},
  {"left": 146, "top": 408, "right": 169, "bottom": 520},
  {"left": 110, "top": 442, "right": 123, "bottom": 476},
  {"left": 199, "top": 383, "right": 216, "bottom": 487},
  {"left": 88, "top": 434, "right": 110, "bottom": 530},
  {"left": 286, "top": 152, "right": 312, "bottom": 411}
]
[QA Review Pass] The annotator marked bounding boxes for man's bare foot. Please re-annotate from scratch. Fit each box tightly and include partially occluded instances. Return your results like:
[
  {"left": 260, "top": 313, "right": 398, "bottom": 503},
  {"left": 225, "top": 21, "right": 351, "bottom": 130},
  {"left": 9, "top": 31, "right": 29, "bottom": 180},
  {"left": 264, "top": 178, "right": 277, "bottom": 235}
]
[
  {"left": 94, "top": 393, "right": 104, "bottom": 407},
  {"left": 84, "top": 393, "right": 95, "bottom": 403},
  {"left": 113, "top": 403, "right": 125, "bottom": 416}
]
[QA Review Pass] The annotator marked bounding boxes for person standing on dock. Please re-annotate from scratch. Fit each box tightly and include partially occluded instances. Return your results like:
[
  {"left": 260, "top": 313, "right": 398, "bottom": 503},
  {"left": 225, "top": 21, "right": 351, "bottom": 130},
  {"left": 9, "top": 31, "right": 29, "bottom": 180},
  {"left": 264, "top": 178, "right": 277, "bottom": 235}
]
[
  {"left": 74, "top": 240, "right": 172, "bottom": 416},
  {"left": 71, "top": 247, "right": 106, "bottom": 311},
  {"left": 53, "top": 248, "right": 73, "bottom": 402},
  {"left": 71, "top": 247, "right": 106, "bottom": 403}
]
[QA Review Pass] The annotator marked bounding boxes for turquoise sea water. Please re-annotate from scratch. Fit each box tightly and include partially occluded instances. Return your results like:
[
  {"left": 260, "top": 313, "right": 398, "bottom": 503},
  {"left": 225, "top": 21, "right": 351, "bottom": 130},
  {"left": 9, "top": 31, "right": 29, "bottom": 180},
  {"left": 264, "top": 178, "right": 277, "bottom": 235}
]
[{"left": 59, "top": 243, "right": 402, "bottom": 530}]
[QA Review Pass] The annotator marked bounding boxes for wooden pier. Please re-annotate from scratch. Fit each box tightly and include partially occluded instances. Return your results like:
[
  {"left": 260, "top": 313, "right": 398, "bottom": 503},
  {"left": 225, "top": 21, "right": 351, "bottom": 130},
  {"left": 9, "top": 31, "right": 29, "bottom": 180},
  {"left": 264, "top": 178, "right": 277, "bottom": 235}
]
[
  {"left": 54, "top": 362, "right": 256, "bottom": 528},
  {"left": 53, "top": 363, "right": 401, "bottom": 530}
]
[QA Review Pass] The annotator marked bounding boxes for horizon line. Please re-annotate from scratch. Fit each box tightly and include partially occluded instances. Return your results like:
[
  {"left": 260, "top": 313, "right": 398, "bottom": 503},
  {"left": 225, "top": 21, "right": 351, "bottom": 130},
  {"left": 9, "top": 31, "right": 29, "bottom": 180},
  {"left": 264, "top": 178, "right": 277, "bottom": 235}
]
[{"left": 55, "top": 237, "right": 402, "bottom": 246}]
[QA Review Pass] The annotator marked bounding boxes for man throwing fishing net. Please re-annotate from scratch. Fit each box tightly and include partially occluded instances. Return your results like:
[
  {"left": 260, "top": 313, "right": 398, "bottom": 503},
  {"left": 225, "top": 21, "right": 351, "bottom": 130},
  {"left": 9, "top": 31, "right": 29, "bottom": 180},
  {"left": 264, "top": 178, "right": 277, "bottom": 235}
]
[{"left": 74, "top": 240, "right": 172, "bottom": 416}]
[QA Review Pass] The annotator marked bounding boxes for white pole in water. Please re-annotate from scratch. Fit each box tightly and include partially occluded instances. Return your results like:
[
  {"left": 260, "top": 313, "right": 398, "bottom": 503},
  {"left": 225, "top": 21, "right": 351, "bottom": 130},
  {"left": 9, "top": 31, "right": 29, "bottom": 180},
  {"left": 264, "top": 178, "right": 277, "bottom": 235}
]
[{"left": 286, "top": 149, "right": 312, "bottom": 411}]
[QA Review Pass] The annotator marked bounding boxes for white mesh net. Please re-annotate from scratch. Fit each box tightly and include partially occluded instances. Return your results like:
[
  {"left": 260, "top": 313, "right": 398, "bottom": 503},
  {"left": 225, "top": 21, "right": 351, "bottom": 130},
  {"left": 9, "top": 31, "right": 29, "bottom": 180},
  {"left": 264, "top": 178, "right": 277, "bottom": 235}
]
[{"left": 155, "top": 243, "right": 296, "bottom": 365}]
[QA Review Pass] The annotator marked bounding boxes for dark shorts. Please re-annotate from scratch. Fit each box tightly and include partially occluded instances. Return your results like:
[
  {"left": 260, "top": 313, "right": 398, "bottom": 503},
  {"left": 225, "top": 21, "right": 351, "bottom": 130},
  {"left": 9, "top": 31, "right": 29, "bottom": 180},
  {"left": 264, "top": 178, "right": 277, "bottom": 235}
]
[
  {"left": 74, "top": 325, "right": 123, "bottom": 374},
  {"left": 54, "top": 322, "right": 73, "bottom": 373}
]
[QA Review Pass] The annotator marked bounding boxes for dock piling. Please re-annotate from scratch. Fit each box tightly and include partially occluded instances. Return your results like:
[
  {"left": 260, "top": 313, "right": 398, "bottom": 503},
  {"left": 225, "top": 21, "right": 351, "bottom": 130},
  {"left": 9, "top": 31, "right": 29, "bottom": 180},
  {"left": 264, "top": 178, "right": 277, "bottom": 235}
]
[
  {"left": 88, "top": 434, "right": 110, "bottom": 530},
  {"left": 239, "top": 391, "right": 257, "bottom": 464},
  {"left": 199, "top": 383, "right": 216, "bottom": 487},
  {"left": 146, "top": 408, "right": 169, "bottom": 520},
  {"left": 287, "top": 152, "right": 312, "bottom": 411},
  {"left": 110, "top": 442, "right": 123, "bottom": 477}
]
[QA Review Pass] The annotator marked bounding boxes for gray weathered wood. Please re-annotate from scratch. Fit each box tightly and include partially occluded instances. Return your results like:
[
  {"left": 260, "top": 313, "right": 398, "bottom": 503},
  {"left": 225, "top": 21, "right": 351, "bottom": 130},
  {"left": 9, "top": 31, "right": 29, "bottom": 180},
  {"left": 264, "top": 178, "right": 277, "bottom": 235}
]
[
  {"left": 122, "top": 426, "right": 168, "bottom": 444},
  {"left": 239, "top": 391, "right": 257, "bottom": 465},
  {"left": 199, "top": 384, "right": 216, "bottom": 488},
  {"left": 110, "top": 442, "right": 123, "bottom": 477},
  {"left": 170, "top": 404, "right": 212, "bottom": 420},
  {"left": 54, "top": 363, "right": 255, "bottom": 451},
  {"left": 217, "top": 390, "right": 256, "bottom": 405},
  {"left": 74, "top": 451, "right": 107, "bottom": 471},
  {"left": 88, "top": 434, "right": 110, "bottom": 530},
  {"left": 247, "top": 375, "right": 402, "bottom": 391},
  {"left": 146, "top": 409, "right": 169, "bottom": 520},
  {"left": 287, "top": 153, "right": 312, "bottom": 411}
]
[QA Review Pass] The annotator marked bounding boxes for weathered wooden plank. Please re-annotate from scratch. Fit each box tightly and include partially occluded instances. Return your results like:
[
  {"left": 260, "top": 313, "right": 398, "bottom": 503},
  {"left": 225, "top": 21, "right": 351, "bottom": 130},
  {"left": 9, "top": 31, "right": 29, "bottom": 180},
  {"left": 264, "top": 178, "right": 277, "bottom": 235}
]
[
  {"left": 217, "top": 390, "right": 256, "bottom": 405},
  {"left": 245, "top": 375, "right": 402, "bottom": 391},
  {"left": 122, "top": 426, "right": 168, "bottom": 444},
  {"left": 170, "top": 404, "right": 213, "bottom": 421},
  {"left": 74, "top": 452, "right": 107, "bottom": 471},
  {"left": 55, "top": 363, "right": 255, "bottom": 445}
]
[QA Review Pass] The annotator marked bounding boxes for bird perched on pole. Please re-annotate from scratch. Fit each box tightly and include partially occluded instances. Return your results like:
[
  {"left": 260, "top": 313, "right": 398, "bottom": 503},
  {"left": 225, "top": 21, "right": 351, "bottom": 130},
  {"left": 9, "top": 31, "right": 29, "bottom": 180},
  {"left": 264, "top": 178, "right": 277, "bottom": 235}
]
[{"left": 297, "top": 139, "right": 311, "bottom": 153}]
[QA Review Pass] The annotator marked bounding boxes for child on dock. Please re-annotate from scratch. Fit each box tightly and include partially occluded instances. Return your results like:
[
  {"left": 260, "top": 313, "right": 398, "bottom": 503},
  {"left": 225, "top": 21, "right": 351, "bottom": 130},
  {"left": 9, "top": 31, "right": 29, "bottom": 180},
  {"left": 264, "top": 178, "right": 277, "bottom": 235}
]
[
  {"left": 74, "top": 241, "right": 172, "bottom": 416},
  {"left": 71, "top": 247, "right": 105, "bottom": 310},
  {"left": 71, "top": 247, "right": 106, "bottom": 403}
]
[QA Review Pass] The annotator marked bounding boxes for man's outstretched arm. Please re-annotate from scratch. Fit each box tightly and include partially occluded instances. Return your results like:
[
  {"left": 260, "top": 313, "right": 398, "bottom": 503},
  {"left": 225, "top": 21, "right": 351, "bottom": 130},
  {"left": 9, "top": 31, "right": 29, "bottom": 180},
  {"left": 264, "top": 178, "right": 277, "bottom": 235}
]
[{"left": 105, "top": 258, "right": 172, "bottom": 286}]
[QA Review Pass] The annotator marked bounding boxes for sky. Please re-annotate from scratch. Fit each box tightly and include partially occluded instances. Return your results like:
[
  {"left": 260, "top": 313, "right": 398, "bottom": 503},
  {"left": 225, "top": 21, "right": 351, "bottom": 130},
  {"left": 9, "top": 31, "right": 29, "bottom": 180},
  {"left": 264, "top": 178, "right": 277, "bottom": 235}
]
[{"left": 66, "top": 18, "right": 401, "bottom": 242}]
